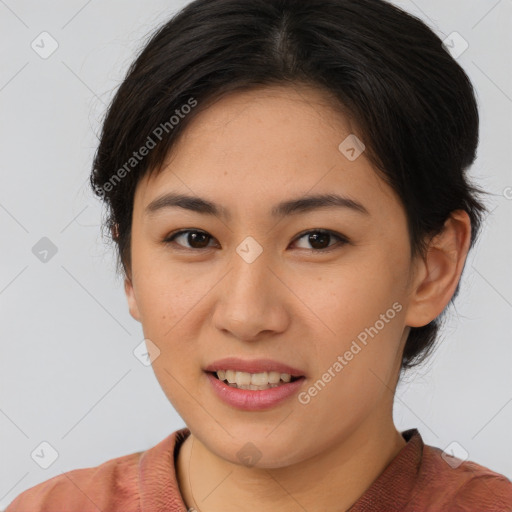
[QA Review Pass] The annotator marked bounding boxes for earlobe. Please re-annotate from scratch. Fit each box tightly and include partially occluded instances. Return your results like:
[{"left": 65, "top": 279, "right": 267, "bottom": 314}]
[
  {"left": 124, "top": 276, "right": 142, "bottom": 322},
  {"left": 404, "top": 210, "right": 472, "bottom": 328}
]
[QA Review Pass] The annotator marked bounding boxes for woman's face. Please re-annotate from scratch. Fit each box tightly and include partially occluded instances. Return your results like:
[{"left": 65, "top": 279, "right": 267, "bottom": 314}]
[{"left": 125, "top": 84, "right": 420, "bottom": 467}]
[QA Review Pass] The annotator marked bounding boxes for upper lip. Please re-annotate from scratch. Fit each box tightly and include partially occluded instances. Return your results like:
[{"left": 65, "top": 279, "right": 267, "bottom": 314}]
[{"left": 204, "top": 357, "right": 305, "bottom": 377}]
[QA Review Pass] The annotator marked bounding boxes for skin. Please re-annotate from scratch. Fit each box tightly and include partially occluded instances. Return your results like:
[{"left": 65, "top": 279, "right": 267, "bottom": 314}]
[{"left": 124, "top": 84, "right": 471, "bottom": 512}]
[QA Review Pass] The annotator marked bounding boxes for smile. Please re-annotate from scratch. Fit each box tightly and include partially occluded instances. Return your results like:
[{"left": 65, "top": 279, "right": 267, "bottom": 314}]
[{"left": 212, "top": 369, "right": 300, "bottom": 390}]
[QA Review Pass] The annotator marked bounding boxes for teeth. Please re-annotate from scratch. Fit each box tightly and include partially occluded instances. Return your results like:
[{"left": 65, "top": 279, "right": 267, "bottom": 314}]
[
  {"left": 214, "top": 369, "right": 296, "bottom": 388},
  {"left": 268, "top": 371, "right": 281, "bottom": 384},
  {"left": 251, "top": 372, "right": 269, "bottom": 386},
  {"left": 236, "top": 371, "right": 252, "bottom": 386}
]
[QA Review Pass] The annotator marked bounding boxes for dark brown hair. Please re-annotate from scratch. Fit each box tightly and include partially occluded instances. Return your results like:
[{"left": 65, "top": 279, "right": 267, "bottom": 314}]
[{"left": 90, "top": 0, "right": 488, "bottom": 370}]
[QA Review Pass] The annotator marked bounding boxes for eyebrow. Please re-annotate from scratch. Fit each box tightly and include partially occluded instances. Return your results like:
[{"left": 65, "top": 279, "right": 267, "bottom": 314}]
[{"left": 145, "top": 192, "right": 370, "bottom": 219}]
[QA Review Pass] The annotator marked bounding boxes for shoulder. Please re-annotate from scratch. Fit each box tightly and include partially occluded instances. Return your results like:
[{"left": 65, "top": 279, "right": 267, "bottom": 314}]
[
  {"left": 452, "top": 471, "right": 512, "bottom": 510},
  {"left": 4, "top": 429, "right": 189, "bottom": 512},
  {"left": 417, "top": 442, "right": 512, "bottom": 511},
  {"left": 5, "top": 450, "right": 142, "bottom": 512},
  {"left": 351, "top": 429, "right": 512, "bottom": 511}
]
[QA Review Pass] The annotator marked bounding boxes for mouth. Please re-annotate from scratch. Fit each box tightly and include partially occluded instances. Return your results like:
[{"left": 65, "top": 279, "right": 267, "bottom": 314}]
[
  {"left": 206, "top": 370, "right": 302, "bottom": 390},
  {"left": 205, "top": 369, "right": 306, "bottom": 410}
]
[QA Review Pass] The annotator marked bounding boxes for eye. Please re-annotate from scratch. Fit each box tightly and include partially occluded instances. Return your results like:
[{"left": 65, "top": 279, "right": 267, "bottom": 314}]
[
  {"left": 163, "top": 228, "right": 349, "bottom": 252},
  {"left": 291, "top": 229, "right": 349, "bottom": 252},
  {"left": 163, "top": 229, "right": 218, "bottom": 250}
]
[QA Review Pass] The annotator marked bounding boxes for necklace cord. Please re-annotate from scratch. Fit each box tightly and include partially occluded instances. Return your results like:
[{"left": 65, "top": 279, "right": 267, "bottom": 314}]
[{"left": 187, "top": 434, "right": 201, "bottom": 512}]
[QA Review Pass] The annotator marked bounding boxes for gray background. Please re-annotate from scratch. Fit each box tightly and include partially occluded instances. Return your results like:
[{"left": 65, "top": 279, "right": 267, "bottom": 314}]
[{"left": 1, "top": 0, "right": 511, "bottom": 508}]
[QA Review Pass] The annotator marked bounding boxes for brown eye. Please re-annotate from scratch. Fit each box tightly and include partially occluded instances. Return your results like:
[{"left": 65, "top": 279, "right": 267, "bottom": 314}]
[
  {"left": 292, "top": 229, "right": 348, "bottom": 251},
  {"left": 164, "top": 230, "right": 216, "bottom": 250}
]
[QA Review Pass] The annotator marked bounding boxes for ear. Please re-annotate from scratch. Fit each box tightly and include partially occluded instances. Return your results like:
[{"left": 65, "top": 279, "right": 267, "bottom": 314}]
[
  {"left": 124, "top": 275, "right": 142, "bottom": 322},
  {"left": 404, "top": 210, "right": 472, "bottom": 328}
]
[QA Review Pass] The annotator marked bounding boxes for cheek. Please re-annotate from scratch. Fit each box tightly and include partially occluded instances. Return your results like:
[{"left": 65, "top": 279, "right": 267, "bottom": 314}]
[
  {"left": 295, "top": 280, "right": 406, "bottom": 437},
  {"left": 132, "top": 245, "right": 203, "bottom": 332},
  {"left": 295, "top": 252, "right": 408, "bottom": 402},
  {"left": 134, "top": 265, "right": 208, "bottom": 413},
  {"left": 297, "top": 257, "right": 406, "bottom": 350},
  {"left": 131, "top": 264, "right": 209, "bottom": 387}
]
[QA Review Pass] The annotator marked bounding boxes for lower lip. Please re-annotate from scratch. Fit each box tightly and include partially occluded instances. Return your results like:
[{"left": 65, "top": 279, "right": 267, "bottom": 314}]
[{"left": 205, "top": 372, "right": 305, "bottom": 411}]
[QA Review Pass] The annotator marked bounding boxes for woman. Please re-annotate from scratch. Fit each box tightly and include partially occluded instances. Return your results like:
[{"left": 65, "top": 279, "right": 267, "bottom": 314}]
[{"left": 7, "top": 0, "right": 512, "bottom": 510}]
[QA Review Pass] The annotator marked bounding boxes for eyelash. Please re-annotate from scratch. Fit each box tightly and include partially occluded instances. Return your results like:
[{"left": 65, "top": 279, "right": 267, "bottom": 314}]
[{"left": 162, "top": 228, "right": 349, "bottom": 253}]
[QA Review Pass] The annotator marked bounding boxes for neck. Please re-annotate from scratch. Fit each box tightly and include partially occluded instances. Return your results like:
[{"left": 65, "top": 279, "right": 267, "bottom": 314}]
[{"left": 176, "top": 414, "right": 406, "bottom": 512}]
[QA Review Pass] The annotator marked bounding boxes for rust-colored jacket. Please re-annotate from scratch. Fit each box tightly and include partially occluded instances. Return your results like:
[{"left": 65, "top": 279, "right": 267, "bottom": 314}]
[{"left": 6, "top": 428, "right": 512, "bottom": 511}]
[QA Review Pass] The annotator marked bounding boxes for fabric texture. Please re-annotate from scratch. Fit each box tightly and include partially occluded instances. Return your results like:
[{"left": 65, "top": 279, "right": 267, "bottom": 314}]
[{"left": 6, "top": 428, "right": 512, "bottom": 511}]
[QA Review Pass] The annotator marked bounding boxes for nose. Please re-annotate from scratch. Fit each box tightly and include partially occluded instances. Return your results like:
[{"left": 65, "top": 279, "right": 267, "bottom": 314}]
[{"left": 212, "top": 248, "right": 290, "bottom": 342}]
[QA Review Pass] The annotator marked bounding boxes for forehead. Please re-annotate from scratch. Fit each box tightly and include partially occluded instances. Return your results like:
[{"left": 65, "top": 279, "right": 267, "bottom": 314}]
[{"left": 133, "top": 84, "right": 401, "bottom": 221}]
